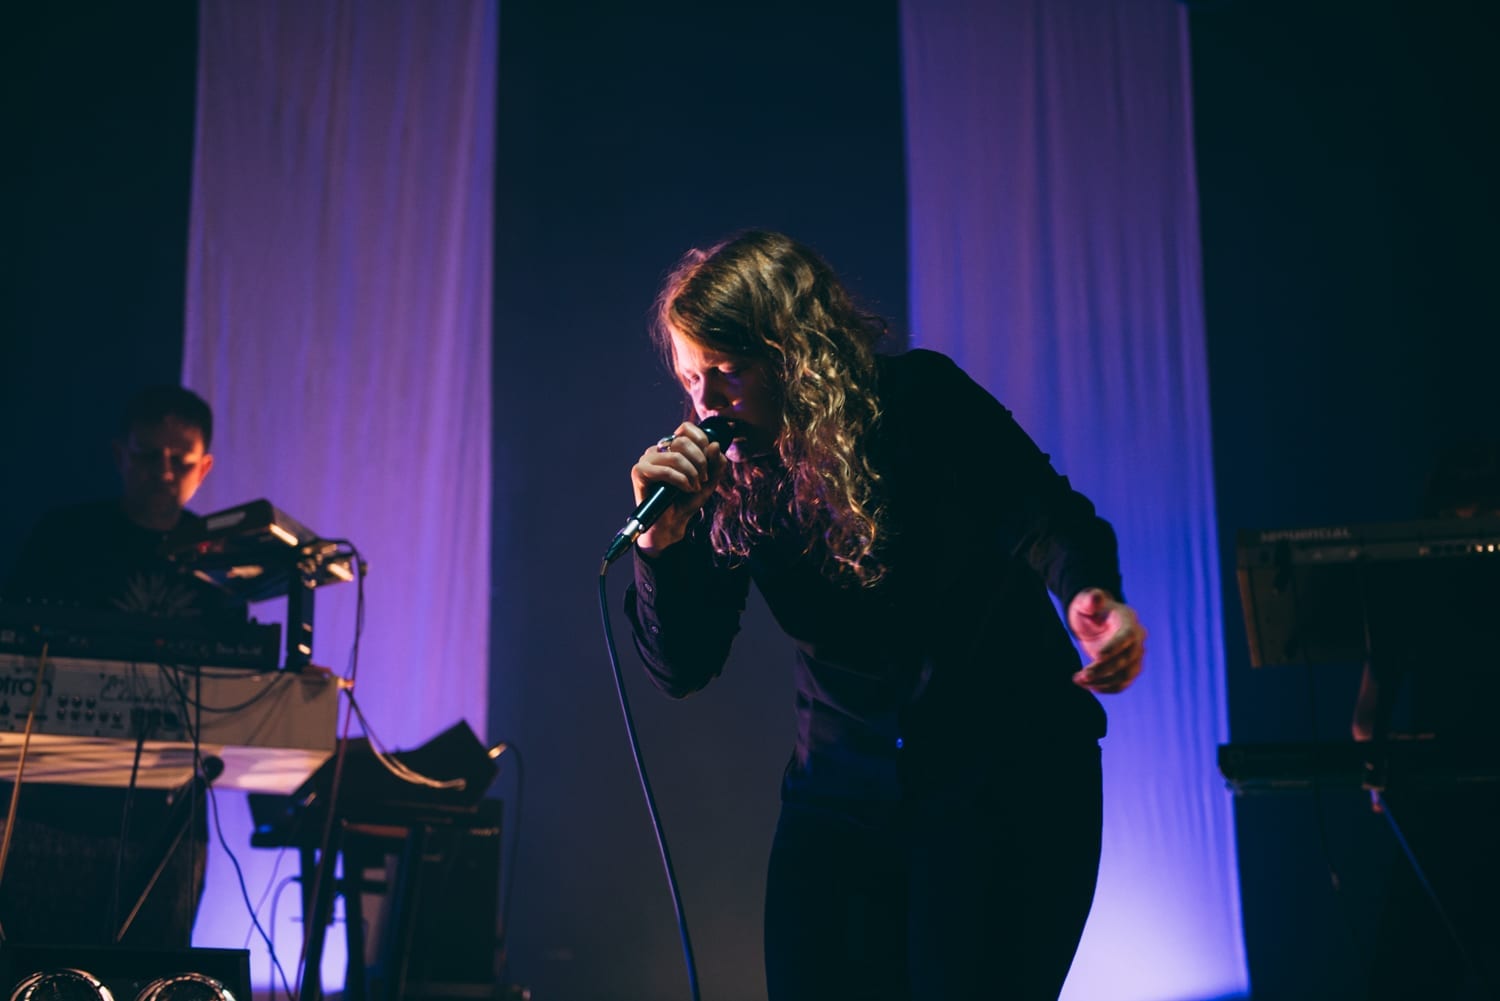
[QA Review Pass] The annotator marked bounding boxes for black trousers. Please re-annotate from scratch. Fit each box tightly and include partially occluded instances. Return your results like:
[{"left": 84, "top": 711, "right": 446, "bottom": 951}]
[{"left": 764, "top": 742, "right": 1103, "bottom": 1001}]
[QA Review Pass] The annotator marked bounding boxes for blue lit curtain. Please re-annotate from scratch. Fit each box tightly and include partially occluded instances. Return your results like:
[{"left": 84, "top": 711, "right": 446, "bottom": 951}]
[
  {"left": 902, "top": 3, "right": 1246, "bottom": 998},
  {"left": 182, "top": 0, "right": 497, "bottom": 986}
]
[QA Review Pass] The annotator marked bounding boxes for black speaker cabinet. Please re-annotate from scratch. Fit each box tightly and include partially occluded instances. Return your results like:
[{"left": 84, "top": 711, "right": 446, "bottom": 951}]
[{"left": 0, "top": 946, "right": 250, "bottom": 1001}]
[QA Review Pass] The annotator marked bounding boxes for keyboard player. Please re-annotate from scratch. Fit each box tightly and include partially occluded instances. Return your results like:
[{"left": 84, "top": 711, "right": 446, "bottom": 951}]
[{"left": 1, "top": 385, "right": 238, "bottom": 947}]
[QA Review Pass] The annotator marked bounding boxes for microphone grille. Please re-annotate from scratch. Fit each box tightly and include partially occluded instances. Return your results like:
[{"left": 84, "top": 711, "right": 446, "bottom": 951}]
[{"left": 698, "top": 416, "right": 741, "bottom": 446}]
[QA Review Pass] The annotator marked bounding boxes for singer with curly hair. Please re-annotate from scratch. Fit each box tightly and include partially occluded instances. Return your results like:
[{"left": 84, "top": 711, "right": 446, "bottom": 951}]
[{"left": 625, "top": 230, "right": 1146, "bottom": 1000}]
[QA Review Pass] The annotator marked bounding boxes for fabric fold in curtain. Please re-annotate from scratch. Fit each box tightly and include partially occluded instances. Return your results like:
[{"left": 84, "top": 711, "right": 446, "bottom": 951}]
[
  {"left": 182, "top": 0, "right": 496, "bottom": 986},
  {"left": 902, "top": 2, "right": 1247, "bottom": 999}
]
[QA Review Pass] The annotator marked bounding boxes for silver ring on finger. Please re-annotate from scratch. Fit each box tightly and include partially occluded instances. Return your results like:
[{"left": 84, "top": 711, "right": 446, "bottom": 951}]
[{"left": 656, "top": 434, "right": 677, "bottom": 453}]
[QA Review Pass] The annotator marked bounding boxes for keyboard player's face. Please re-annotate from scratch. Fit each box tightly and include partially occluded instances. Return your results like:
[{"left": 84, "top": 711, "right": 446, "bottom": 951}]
[{"left": 115, "top": 417, "right": 215, "bottom": 531}]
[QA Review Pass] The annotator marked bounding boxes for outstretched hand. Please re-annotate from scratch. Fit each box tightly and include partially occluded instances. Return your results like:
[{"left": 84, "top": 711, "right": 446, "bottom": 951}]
[{"left": 1067, "top": 588, "right": 1146, "bottom": 695}]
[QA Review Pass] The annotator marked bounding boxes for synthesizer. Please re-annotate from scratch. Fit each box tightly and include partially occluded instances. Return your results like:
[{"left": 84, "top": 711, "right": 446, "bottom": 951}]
[
  {"left": 160, "top": 498, "right": 359, "bottom": 602},
  {"left": 0, "top": 653, "right": 341, "bottom": 793},
  {"left": 1217, "top": 738, "right": 1500, "bottom": 794},
  {"left": 0, "top": 600, "right": 281, "bottom": 669},
  {"left": 1236, "top": 516, "right": 1500, "bottom": 667}
]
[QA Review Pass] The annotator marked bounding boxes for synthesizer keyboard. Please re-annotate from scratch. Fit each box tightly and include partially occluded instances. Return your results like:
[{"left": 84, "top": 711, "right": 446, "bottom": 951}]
[{"left": 0, "top": 653, "right": 341, "bottom": 793}]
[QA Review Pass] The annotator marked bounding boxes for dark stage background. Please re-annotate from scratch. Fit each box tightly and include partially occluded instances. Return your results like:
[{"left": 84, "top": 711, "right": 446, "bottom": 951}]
[
  {"left": 3, "top": 2, "right": 199, "bottom": 535},
  {"left": 5, "top": 2, "right": 1496, "bottom": 999}
]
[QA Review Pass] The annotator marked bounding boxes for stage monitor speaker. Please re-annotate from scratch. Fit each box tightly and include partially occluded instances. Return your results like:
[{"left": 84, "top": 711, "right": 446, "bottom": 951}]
[{"left": 0, "top": 946, "right": 249, "bottom": 1001}]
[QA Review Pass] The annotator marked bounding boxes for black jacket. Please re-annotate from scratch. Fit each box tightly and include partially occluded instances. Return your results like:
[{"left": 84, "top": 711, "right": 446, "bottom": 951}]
[{"left": 627, "top": 349, "right": 1121, "bottom": 800}]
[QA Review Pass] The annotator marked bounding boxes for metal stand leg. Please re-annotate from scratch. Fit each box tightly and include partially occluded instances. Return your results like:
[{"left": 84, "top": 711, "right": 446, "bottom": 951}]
[
  {"left": 342, "top": 844, "right": 370, "bottom": 1001},
  {"left": 370, "top": 825, "right": 434, "bottom": 1001},
  {"left": 285, "top": 574, "right": 316, "bottom": 670},
  {"left": 115, "top": 773, "right": 209, "bottom": 945},
  {"left": 300, "top": 822, "right": 345, "bottom": 1001}
]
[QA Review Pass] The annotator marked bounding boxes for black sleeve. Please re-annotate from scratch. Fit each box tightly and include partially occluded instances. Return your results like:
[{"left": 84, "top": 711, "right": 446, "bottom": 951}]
[
  {"left": 894, "top": 349, "right": 1123, "bottom": 605},
  {"left": 623, "top": 525, "right": 753, "bottom": 699}
]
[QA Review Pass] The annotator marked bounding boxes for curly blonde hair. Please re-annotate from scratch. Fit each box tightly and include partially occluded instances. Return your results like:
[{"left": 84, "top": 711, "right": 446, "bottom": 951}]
[{"left": 653, "top": 230, "right": 889, "bottom": 585}]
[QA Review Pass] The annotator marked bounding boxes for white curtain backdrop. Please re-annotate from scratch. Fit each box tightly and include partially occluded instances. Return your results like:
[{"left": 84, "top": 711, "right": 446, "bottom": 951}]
[
  {"left": 902, "top": 2, "right": 1246, "bottom": 999},
  {"left": 182, "top": 0, "right": 496, "bottom": 987}
]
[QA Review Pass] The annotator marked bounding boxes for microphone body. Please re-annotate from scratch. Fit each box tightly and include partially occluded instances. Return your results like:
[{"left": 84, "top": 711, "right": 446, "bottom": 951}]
[{"left": 603, "top": 416, "right": 739, "bottom": 566}]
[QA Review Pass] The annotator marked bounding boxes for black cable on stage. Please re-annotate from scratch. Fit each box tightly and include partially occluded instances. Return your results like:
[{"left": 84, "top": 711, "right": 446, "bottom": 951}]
[
  {"left": 595, "top": 566, "right": 701, "bottom": 1001},
  {"left": 207, "top": 758, "right": 297, "bottom": 1001},
  {"left": 156, "top": 665, "right": 296, "bottom": 1000},
  {"left": 490, "top": 741, "right": 526, "bottom": 980},
  {"left": 110, "top": 721, "right": 153, "bottom": 939},
  {"left": 191, "top": 668, "right": 205, "bottom": 946}
]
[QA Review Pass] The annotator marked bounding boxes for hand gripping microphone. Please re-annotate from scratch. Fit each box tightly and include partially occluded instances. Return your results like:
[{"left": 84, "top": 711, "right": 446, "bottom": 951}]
[{"left": 603, "top": 416, "right": 740, "bottom": 567}]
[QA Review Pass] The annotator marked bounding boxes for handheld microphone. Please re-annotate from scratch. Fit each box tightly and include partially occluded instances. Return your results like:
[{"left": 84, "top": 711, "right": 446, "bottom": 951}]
[{"left": 603, "top": 416, "right": 740, "bottom": 567}]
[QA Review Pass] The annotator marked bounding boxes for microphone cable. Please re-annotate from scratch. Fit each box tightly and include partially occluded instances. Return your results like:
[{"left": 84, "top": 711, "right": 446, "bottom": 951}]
[{"left": 596, "top": 564, "right": 702, "bottom": 1001}]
